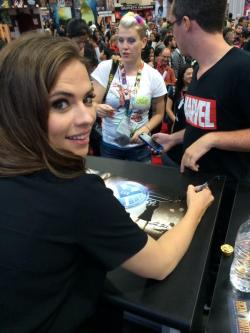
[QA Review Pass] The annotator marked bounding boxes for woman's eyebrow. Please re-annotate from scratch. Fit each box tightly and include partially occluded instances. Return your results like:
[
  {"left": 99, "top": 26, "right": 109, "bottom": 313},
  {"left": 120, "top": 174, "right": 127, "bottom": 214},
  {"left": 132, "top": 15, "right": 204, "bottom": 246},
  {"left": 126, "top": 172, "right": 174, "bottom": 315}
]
[
  {"left": 49, "top": 87, "right": 93, "bottom": 99},
  {"left": 49, "top": 91, "right": 72, "bottom": 98}
]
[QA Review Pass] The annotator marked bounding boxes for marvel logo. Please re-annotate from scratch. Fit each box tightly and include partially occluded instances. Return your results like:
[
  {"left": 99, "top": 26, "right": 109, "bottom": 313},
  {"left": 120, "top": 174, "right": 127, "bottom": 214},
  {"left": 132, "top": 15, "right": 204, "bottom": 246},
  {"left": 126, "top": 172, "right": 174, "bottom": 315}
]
[{"left": 184, "top": 95, "right": 217, "bottom": 130}]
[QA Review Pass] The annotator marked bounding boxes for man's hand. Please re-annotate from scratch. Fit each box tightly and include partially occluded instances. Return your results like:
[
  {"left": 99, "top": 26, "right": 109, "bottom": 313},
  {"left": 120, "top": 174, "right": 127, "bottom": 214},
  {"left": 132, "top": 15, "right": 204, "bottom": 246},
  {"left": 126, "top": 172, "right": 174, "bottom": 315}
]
[
  {"left": 180, "top": 134, "right": 213, "bottom": 173},
  {"left": 152, "top": 133, "right": 177, "bottom": 152}
]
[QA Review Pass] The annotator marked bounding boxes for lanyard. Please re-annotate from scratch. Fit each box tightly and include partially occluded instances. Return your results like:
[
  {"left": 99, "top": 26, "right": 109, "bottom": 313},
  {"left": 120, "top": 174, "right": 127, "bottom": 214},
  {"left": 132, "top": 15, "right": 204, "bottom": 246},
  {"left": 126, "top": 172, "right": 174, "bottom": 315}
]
[{"left": 119, "top": 61, "right": 144, "bottom": 117}]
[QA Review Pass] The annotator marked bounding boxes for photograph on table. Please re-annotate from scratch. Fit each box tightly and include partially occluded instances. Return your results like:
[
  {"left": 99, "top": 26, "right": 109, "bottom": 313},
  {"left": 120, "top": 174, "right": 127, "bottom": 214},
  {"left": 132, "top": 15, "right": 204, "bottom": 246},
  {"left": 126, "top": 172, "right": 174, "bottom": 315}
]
[{"left": 88, "top": 169, "right": 187, "bottom": 239}]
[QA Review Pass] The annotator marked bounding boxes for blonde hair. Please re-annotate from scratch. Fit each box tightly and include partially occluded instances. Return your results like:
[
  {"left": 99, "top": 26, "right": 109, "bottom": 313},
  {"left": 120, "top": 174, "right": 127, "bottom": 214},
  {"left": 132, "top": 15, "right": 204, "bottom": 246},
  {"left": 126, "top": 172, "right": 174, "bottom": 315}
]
[{"left": 119, "top": 12, "right": 148, "bottom": 39}]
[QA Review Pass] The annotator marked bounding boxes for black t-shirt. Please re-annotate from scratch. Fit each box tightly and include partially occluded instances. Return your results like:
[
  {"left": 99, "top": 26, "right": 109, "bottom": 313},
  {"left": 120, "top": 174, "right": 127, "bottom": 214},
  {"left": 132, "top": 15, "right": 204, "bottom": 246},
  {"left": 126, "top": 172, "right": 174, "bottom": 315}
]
[
  {"left": 166, "top": 90, "right": 186, "bottom": 164},
  {"left": 0, "top": 171, "right": 147, "bottom": 332},
  {"left": 183, "top": 48, "right": 250, "bottom": 180}
]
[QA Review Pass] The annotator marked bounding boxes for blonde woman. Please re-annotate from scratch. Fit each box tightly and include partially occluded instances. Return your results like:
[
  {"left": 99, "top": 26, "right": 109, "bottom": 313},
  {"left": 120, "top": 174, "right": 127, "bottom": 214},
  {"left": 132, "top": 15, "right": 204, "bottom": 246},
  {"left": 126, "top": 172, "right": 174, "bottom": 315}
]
[{"left": 92, "top": 12, "right": 167, "bottom": 162}]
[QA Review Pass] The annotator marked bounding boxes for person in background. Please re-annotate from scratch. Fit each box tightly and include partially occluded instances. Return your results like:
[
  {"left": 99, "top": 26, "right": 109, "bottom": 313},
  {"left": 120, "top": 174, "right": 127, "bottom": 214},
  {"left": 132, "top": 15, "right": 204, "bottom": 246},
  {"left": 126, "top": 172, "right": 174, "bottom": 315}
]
[
  {"left": 233, "top": 23, "right": 243, "bottom": 47},
  {"left": 149, "top": 31, "right": 158, "bottom": 49},
  {"left": 108, "top": 34, "right": 119, "bottom": 54},
  {"left": 91, "top": 12, "right": 167, "bottom": 162},
  {"left": 243, "top": 31, "right": 250, "bottom": 52},
  {"left": 88, "top": 34, "right": 101, "bottom": 62},
  {"left": 66, "top": 18, "right": 98, "bottom": 72},
  {"left": 163, "top": 34, "right": 177, "bottom": 52},
  {"left": 171, "top": 42, "right": 187, "bottom": 78},
  {"left": 154, "top": 43, "right": 166, "bottom": 64},
  {"left": 147, "top": 46, "right": 155, "bottom": 67},
  {"left": 0, "top": 32, "right": 214, "bottom": 333},
  {"left": 99, "top": 44, "right": 113, "bottom": 61},
  {"left": 161, "top": 17, "right": 168, "bottom": 29},
  {"left": 164, "top": 64, "right": 193, "bottom": 165},
  {"left": 223, "top": 27, "right": 235, "bottom": 45},
  {"left": 225, "top": 12, "right": 233, "bottom": 28},
  {"left": 156, "top": 47, "right": 176, "bottom": 88},
  {"left": 153, "top": 0, "right": 250, "bottom": 182}
]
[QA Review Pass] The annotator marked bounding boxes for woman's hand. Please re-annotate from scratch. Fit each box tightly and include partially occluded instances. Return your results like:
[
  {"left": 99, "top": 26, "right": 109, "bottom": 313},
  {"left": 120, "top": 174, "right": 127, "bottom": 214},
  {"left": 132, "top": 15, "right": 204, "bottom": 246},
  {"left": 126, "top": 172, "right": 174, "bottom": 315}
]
[
  {"left": 186, "top": 184, "right": 214, "bottom": 223},
  {"left": 96, "top": 104, "right": 115, "bottom": 118},
  {"left": 130, "top": 125, "right": 150, "bottom": 144}
]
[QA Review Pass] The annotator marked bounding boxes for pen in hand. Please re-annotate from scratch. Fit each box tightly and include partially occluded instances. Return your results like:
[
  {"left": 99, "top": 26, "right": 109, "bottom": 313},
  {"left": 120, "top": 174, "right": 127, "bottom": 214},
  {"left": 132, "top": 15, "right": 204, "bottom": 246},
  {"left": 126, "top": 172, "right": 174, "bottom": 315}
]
[{"left": 195, "top": 175, "right": 221, "bottom": 193}]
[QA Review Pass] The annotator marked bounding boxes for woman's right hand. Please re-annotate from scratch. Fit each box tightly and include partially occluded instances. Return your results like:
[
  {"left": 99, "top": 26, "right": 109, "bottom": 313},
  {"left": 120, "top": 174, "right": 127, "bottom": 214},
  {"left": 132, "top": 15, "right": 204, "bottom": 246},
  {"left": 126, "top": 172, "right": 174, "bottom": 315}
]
[
  {"left": 96, "top": 104, "right": 115, "bottom": 118},
  {"left": 186, "top": 184, "right": 214, "bottom": 223}
]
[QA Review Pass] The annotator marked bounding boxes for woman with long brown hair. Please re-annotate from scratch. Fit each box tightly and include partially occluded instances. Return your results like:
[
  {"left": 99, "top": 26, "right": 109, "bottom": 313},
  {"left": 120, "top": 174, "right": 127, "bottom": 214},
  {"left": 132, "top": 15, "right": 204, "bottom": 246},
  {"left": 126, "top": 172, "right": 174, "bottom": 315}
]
[{"left": 0, "top": 33, "right": 213, "bottom": 332}]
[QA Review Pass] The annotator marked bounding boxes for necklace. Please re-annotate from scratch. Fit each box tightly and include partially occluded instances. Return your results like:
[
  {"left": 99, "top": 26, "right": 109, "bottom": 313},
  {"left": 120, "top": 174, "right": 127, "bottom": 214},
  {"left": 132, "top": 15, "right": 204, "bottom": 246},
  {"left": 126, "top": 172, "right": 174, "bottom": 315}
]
[{"left": 118, "top": 61, "right": 144, "bottom": 117}]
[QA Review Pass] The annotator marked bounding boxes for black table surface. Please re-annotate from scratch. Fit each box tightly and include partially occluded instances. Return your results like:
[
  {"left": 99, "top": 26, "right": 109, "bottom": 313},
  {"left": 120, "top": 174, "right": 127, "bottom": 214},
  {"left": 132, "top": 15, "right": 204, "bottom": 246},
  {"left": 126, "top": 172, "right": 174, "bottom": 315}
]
[
  {"left": 86, "top": 156, "right": 226, "bottom": 333},
  {"left": 206, "top": 182, "right": 250, "bottom": 333}
]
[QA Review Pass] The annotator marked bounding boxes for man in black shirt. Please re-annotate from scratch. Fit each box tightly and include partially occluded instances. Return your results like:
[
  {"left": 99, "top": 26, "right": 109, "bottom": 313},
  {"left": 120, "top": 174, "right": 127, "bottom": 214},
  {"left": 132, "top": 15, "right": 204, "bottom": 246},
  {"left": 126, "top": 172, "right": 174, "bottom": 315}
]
[{"left": 153, "top": 0, "right": 250, "bottom": 181}]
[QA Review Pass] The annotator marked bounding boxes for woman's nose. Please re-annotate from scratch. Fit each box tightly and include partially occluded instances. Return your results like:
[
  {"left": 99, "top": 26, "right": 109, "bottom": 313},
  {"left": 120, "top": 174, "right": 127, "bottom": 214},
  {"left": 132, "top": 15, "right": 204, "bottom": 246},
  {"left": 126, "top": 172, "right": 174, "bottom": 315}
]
[
  {"left": 122, "top": 40, "right": 129, "bottom": 48},
  {"left": 74, "top": 103, "right": 96, "bottom": 127}
]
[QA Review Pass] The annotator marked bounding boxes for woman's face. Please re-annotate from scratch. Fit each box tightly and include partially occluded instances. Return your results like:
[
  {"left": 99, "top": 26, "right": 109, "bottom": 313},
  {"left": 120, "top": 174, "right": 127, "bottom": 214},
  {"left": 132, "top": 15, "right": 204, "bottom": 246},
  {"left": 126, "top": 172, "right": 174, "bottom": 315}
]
[
  {"left": 150, "top": 33, "right": 156, "bottom": 41},
  {"left": 149, "top": 48, "right": 154, "bottom": 57},
  {"left": 48, "top": 60, "right": 96, "bottom": 157},
  {"left": 183, "top": 67, "right": 193, "bottom": 85},
  {"left": 118, "top": 26, "right": 147, "bottom": 63}
]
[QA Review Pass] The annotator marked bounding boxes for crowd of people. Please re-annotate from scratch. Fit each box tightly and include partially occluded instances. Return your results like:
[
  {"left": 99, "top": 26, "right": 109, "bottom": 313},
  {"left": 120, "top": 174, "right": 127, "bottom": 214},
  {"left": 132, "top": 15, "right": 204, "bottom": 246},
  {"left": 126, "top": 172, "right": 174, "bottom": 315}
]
[
  {"left": 38, "top": 8, "right": 250, "bottom": 180},
  {"left": 53, "top": 6, "right": 250, "bottom": 183},
  {"left": 0, "top": 0, "right": 250, "bottom": 332}
]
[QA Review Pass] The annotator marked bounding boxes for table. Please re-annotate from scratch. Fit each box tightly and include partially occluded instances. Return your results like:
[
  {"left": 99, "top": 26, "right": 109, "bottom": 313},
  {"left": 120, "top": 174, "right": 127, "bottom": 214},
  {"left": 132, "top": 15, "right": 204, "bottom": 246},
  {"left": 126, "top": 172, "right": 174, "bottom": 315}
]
[
  {"left": 86, "top": 156, "right": 226, "bottom": 333},
  {"left": 206, "top": 183, "right": 250, "bottom": 333}
]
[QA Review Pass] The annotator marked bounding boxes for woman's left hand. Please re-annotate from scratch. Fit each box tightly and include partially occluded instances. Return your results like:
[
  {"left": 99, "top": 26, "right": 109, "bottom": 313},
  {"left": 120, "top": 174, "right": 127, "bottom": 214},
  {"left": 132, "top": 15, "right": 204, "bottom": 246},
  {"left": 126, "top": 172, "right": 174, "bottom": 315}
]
[{"left": 130, "top": 125, "right": 150, "bottom": 144}]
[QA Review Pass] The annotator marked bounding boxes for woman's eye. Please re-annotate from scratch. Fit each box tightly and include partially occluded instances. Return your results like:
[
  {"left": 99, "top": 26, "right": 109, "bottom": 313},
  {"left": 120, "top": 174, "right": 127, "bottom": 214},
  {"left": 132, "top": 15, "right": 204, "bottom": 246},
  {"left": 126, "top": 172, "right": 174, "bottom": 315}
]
[
  {"left": 127, "top": 38, "right": 136, "bottom": 44},
  {"left": 51, "top": 99, "right": 69, "bottom": 111},
  {"left": 83, "top": 93, "right": 95, "bottom": 106},
  {"left": 118, "top": 37, "right": 124, "bottom": 43}
]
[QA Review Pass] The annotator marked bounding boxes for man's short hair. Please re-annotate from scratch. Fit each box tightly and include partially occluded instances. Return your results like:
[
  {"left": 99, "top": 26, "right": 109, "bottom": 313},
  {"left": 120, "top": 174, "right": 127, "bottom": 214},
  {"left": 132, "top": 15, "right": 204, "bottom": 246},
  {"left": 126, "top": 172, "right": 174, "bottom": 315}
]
[
  {"left": 223, "top": 27, "right": 233, "bottom": 38},
  {"left": 169, "top": 0, "right": 227, "bottom": 33},
  {"left": 66, "top": 18, "right": 90, "bottom": 38}
]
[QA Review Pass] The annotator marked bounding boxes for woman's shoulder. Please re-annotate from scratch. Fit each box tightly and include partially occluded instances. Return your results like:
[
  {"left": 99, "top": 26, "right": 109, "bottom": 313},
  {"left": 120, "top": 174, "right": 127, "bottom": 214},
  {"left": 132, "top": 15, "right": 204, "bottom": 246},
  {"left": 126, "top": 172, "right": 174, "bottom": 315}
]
[
  {"left": 143, "top": 61, "right": 163, "bottom": 77},
  {"left": 29, "top": 169, "right": 104, "bottom": 189},
  {"left": 91, "top": 59, "right": 113, "bottom": 76},
  {"left": 97, "top": 59, "right": 113, "bottom": 70}
]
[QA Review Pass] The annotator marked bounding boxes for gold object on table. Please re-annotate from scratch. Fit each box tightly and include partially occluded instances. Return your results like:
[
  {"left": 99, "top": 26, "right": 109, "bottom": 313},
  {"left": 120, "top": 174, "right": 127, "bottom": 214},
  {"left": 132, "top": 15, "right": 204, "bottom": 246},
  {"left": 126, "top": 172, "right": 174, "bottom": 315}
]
[{"left": 220, "top": 244, "right": 234, "bottom": 256}]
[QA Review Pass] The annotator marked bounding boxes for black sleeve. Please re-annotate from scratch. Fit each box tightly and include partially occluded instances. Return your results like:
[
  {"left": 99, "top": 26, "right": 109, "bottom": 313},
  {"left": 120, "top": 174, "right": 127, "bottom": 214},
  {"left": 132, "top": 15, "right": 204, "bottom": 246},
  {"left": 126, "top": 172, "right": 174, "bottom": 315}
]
[{"left": 75, "top": 175, "right": 148, "bottom": 271}]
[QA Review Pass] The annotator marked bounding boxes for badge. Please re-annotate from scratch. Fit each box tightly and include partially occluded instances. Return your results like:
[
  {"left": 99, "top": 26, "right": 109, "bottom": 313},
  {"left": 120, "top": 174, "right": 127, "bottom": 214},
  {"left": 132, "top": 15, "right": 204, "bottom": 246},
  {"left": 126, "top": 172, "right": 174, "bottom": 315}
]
[{"left": 115, "top": 117, "right": 131, "bottom": 146}]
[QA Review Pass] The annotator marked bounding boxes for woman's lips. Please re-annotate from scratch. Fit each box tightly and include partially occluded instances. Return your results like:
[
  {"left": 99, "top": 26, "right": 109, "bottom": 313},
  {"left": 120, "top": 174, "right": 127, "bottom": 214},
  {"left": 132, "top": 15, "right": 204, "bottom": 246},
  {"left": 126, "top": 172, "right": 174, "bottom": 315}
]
[{"left": 66, "top": 133, "right": 90, "bottom": 145}]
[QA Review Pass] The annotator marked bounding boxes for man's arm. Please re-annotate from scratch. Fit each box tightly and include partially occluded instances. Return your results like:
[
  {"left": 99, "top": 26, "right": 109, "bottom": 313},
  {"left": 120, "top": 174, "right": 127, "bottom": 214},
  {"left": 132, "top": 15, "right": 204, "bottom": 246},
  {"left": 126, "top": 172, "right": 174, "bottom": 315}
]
[{"left": 180, "top": 129, "right": 250, "bottom": 172}]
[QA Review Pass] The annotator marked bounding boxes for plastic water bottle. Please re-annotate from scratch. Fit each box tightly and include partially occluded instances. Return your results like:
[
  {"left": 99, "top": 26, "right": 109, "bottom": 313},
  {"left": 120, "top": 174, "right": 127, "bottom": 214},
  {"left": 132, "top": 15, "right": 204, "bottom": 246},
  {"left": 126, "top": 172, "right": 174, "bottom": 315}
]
[{"left": 230, "top": 219, "right": 250, "bottom": 293}]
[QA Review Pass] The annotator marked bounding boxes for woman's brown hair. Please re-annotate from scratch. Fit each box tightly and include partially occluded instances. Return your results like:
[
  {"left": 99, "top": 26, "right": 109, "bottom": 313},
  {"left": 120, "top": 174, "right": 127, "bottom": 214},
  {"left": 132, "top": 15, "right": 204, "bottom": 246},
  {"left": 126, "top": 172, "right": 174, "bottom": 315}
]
[{"left": 0, "top": 32, "right": 88, "bottom": 178}]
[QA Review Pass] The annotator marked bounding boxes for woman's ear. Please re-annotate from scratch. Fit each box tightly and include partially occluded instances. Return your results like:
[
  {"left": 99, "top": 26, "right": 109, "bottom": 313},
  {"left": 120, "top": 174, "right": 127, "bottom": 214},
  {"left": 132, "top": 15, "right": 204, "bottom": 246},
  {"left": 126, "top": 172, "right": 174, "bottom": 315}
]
[{"left": 142, "top": 36, "right": 148, "bottom": 48}]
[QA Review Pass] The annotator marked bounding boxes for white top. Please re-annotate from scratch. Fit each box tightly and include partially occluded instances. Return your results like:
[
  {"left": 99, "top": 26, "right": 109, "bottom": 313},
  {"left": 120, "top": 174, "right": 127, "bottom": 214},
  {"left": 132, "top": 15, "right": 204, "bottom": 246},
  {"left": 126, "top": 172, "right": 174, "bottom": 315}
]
[{"left": 91, "top": 60, "right": 167, "bottom": 148}]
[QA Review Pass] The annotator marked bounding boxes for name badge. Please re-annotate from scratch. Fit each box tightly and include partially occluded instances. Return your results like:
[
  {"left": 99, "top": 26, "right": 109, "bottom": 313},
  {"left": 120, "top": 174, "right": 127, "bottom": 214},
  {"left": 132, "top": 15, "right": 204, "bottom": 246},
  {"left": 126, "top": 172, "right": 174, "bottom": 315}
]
[{"left": 116, "top": 117, "right": 131, "bottom": 146}]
